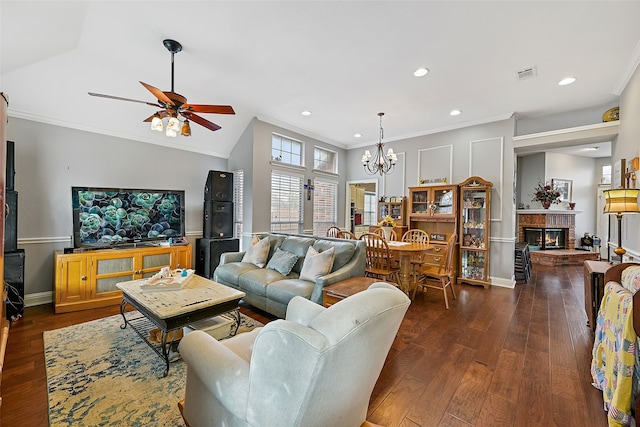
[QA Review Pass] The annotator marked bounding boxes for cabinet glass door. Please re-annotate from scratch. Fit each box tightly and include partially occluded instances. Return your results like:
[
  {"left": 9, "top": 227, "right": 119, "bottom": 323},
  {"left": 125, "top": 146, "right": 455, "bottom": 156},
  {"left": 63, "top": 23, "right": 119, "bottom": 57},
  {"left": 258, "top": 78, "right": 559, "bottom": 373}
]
[
  {"left": 379, "top": 203, "right": 389, "bottom": 219},
  {"left": 95, "top": 255, "right": 135, "bottom": 294},
  {"left": 433, "top": 188, "right": 454, "bottom": 215},
  {"left": 458, "top": 177, "right": 491, "bottom": 288}
]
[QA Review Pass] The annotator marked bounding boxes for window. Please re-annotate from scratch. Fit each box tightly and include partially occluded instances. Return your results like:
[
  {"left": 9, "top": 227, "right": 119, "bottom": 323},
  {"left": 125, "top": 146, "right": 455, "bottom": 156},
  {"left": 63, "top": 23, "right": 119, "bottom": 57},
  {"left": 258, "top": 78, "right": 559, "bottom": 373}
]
[
  {"left": 314, "top": 147, "right": 337, "bottom": 174},
  {"left": 312, "top": 179, "right": 338, "bottom": 236},
  {"left": 602, "top": 164, "right": 611, "bottom": 184},
  {"left": 272, "top": 134, "right": 302, "bottom": 166},
  {"left": 233, "top": 169, "right": 244, "bottom": 249},
  {"left": 364, "top": 192, "right": 377, "bottom": 225},
  {"left": 271, "top": 171, "right": 303, "bottom": 234}
]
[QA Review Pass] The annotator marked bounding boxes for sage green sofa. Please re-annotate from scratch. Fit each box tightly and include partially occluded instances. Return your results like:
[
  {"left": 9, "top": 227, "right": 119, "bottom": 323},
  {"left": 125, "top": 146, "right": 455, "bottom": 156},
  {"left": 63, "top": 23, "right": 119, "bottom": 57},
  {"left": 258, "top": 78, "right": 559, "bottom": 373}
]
[{"left": 213, "top": 233, "right": 366, "bottom": 318}]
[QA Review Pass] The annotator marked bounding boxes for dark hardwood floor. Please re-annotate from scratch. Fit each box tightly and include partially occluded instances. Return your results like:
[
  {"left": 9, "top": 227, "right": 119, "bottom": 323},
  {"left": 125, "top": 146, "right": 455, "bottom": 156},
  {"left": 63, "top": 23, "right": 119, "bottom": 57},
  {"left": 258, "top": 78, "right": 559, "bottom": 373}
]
[{"left": 2, "top": 264, "right": 607, "bottom": 426}]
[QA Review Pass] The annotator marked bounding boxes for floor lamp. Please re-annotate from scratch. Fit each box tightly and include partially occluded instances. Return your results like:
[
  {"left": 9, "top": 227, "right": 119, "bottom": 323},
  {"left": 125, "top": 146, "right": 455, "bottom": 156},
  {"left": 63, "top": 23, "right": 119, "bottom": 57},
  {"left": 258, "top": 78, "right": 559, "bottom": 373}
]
[{"left": 603, "top": 188, "right": 640, "bottom": 257}]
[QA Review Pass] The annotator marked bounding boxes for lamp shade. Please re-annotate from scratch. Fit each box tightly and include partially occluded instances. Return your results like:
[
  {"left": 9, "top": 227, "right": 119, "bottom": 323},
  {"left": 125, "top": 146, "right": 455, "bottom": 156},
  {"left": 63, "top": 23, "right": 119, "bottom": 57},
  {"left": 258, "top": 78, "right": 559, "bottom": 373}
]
[{"left": 603, "top": 188, "right": 640, "bottom": 214}]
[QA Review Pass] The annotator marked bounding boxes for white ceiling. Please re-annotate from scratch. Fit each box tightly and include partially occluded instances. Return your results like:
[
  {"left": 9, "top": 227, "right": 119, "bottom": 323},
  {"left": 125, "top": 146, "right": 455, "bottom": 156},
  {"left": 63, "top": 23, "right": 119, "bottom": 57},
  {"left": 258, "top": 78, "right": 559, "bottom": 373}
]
[{"left": 2, "top": 1, "right": 639, "bottom": 159}]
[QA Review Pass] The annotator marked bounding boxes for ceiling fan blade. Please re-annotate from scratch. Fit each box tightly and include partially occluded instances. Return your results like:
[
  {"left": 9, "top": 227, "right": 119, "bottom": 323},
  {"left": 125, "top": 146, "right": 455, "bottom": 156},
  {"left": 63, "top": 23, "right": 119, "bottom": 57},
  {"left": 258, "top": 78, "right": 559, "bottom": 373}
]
[
  {"left": 182, "top": 104, "right": 235, "bottom": 115},
  {"left": 139, "top": 81, "right": 174, "bottom": 105},
  {"left": 88, "top": 92, "right": 161, "bottom": 108},
  {"left": 182, "top": 112, "right": 221, "bottom": 132},
  {"left": 142, "top": 111, "right": 169, "bottom": 122}
]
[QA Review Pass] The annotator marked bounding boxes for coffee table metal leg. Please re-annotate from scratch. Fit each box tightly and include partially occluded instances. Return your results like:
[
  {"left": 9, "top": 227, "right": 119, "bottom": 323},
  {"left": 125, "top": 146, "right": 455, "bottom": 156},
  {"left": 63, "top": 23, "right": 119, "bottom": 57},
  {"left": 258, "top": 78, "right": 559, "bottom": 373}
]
[
  {"left": 160, "top": 331, "right": 171, "bottom": 377},
  {"left": 119, "top": 300, "right": 129, "bottom": 330}
]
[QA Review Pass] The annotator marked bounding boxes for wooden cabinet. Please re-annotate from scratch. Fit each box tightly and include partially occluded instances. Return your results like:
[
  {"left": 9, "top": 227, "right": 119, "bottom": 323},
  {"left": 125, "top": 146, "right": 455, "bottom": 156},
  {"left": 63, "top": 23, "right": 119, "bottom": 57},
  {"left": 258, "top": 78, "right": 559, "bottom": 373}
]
[
  {"left": 409, "top": 185, "right": 459, "bottom": 279},
  {"left": 350, "top": 185, "right": 365, "bottom": 210},
  {"left": 409, "top": 185, "right": 457, "bottom": 220},
  {"left": 54, "top": 244, "right": 192, "bottom": 313},
  {"left": 458, "top": 177, "right": 492, "bottom": 288},
  {"left": 378, "top": 199, "right": 407, "bottom": 226}
]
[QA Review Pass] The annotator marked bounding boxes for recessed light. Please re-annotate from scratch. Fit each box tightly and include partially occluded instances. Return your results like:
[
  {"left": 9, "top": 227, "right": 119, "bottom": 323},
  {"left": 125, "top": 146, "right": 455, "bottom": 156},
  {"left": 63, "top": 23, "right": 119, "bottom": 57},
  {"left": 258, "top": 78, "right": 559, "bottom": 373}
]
[
  {"left": 414, "top": 68, "right": 429, "bottom": 77},
  {"left": 354, "top": 133, "right": 362, "bottom": 138},
  {"left": 558, "top": 77, "right": 576, "bottom": 86},
  {"left": 450, "top": 109, "right": 462, "bottom": 116},
  {"left": 301, "top": 110, "right": 311, "bottom": 116}
]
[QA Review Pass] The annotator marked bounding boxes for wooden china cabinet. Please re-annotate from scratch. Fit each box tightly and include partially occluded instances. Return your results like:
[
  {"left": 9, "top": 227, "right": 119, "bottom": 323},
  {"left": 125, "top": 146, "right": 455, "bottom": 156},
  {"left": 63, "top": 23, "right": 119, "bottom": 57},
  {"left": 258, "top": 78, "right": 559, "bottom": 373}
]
[
  {"left": 458, "top": 176, "right": 492, "bottom": 288},
  {"left": 408, "top": 184, "right": 459, "bottom": 278}
]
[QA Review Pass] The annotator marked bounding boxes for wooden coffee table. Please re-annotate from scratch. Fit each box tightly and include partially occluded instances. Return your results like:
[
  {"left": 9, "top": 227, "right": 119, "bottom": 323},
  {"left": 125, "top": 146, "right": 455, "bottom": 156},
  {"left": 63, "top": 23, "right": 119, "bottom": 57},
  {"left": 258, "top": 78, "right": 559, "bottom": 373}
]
[
  {"left": 322, "top": 276, "right": 379, "bottom": 307},
  {"left": 116, "top": 275, "right": 245, "bottom": 376}
]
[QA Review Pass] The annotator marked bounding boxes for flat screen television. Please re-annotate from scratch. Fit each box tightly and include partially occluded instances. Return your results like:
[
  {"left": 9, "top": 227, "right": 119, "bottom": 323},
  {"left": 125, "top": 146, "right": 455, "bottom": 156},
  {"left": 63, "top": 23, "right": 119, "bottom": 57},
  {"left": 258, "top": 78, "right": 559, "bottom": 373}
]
[{"left": 71, "top": 186, "right": 185, "bottom": 248}]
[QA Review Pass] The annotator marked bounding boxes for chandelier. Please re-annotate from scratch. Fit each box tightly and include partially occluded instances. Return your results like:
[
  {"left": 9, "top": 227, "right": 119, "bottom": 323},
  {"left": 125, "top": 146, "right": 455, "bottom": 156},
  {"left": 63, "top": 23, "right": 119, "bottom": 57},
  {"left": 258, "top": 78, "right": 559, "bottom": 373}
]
[{"left": 361, "top": 112, "right": 397, "bottom": 175}]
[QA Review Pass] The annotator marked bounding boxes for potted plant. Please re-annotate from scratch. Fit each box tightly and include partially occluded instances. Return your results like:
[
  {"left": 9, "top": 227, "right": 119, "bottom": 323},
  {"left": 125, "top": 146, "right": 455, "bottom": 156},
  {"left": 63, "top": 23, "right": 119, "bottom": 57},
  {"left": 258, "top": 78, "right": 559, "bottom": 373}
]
[{"left": 531, "top": 180, "right": 561, "bottom": 209}]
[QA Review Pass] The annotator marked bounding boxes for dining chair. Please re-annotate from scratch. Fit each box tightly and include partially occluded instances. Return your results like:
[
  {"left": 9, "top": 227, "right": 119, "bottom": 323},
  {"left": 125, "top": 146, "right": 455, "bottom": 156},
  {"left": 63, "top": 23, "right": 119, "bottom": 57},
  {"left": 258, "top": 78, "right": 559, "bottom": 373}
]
[
  {"left": 402, "top": 228, "right": 431, "bottom": 267},
  {"left": 414, "top": 233, "right": 457, "bottom": 308},
  {"left": 336, "top": 230, "right": 357, "bottom": 240},
  {"left": 325, "top": 226, "right": 341, "bottom": 237},
  {"left": 372, "top": 227, "right": 397, "bottom": 241},
  {"left": 359, "top": 233, "right": 401, "bottom": 288}
]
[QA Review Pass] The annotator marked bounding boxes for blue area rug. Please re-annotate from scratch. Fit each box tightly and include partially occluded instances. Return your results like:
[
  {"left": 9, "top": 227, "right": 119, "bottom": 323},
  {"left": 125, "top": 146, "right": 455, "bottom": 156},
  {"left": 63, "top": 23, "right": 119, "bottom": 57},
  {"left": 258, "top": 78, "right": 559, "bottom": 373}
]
[{"left": 44, "top": 313, "right": 262, "bottom": 427}]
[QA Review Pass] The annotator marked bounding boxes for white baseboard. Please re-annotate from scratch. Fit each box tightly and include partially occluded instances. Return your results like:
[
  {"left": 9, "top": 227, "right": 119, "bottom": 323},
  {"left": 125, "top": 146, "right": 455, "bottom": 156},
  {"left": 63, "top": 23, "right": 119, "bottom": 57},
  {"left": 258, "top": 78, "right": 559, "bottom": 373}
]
[
  {"left": 25, "top": 291, "right": 53, "bottom": 307},
  {"left": 490, "top": 276, "right": 516, "bottom": 289}
]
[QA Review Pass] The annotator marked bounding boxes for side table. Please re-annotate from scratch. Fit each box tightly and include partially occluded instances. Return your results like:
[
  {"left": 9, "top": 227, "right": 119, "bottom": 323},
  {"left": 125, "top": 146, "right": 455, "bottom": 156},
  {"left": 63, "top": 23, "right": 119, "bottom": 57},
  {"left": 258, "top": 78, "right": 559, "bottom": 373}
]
[
  {"left": 322, "top": 277, "right": 379, "bottom": 307},
  {"left": 583, "top": 260, "right": 611, "bottom": 331}
]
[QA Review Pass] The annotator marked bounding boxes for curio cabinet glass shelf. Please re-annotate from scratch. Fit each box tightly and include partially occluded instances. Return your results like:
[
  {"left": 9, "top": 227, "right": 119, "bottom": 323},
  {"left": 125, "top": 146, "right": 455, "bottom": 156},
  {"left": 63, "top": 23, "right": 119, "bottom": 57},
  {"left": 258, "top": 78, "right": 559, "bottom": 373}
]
[{"left": 458, "top": 176, "right": 492, "bottom": 288}]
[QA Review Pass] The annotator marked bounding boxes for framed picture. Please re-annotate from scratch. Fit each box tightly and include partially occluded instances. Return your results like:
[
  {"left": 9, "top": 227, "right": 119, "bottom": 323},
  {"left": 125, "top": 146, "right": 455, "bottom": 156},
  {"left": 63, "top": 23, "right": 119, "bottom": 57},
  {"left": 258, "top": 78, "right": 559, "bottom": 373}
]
[{"left": 551, "top": 179, "right": 572, "bottom": 202}]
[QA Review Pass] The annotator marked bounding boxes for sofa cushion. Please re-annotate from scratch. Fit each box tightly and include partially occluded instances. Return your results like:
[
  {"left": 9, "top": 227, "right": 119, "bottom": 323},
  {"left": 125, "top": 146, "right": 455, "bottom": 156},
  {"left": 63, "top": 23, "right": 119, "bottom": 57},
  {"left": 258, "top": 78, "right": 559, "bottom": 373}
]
[
  {"left": 300, "top": 246, "right": 335, "bottom": 282},
  {"left": 312, "top": 240, "right": 356, "bottom": 271},
  {"left": 280, "top": 236, "right": 316, "bottom": 273},
  {"left": 239, "top": 268, "right": 299, "bottom": 297},
  {"left": 266, "top": 248, "right": 299, "bottom": 276},
  {"left": 215, "top": 262, "right": 259, "bottom": 287},
  {"left": 242, "top": 236, "right": 270, "bottom": 268},
  {"left": 266, "top": 279, "right": 315, "bottom": 305}
]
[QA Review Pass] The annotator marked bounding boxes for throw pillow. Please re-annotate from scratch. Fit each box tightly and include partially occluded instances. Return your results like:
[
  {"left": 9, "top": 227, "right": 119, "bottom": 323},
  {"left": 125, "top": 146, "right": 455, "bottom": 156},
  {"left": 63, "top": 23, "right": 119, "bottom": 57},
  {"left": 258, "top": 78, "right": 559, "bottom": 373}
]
[
  {"left": 266, "top": 248, "right": 299, "bottom": 276},
  {"left": 242, "top": 236, "right": 270, "bottom": 268},
  {"left": 299, "top": 246, "right": 335, "bottom": 282}
]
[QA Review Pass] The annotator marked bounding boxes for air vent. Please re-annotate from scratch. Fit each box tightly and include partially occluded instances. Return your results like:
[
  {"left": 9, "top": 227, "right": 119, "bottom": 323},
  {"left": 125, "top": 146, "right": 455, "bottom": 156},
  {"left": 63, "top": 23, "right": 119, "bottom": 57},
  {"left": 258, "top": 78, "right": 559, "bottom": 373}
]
[{"left": 516, "top": 66, "right": 537, "bottom": 80}]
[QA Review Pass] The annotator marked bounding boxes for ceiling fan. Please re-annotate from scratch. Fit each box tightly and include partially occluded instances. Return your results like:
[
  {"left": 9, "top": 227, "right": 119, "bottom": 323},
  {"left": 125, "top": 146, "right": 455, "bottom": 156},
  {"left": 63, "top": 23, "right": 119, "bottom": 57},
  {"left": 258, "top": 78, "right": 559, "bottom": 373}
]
[{"left": 88, "top": 39, "right": 235, "bottom": 137}]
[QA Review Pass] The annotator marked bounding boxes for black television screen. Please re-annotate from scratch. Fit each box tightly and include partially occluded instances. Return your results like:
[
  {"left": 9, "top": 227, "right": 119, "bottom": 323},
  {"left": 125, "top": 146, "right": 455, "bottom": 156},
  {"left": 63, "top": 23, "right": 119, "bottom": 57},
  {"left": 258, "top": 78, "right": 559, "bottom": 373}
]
[{"left": 71, "top": 187, "right": 185, "bottom": 248}]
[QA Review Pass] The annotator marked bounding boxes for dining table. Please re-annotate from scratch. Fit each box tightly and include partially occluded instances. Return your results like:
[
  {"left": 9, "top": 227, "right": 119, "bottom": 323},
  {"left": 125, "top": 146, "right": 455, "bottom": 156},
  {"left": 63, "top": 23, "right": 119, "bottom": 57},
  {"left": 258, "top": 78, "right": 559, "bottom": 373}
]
[{"left": 385, "top": 241, "right": 433, "bottom": 297}]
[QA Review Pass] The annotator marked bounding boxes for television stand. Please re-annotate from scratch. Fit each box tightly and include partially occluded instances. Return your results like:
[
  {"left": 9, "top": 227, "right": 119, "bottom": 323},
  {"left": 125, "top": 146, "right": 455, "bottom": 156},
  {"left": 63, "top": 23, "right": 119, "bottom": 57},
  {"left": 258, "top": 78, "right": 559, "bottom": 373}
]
[{"left": 54, "top": 243, "right": 192, "bottom": 313}]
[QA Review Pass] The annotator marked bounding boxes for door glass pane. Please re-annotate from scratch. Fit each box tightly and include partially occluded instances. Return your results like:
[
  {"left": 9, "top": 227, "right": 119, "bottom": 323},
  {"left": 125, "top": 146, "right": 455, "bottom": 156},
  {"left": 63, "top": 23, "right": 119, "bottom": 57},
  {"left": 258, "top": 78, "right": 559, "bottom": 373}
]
[
  {"left": 143, "top": 253, "right": 171, "bottom": 269},
  {"left": 97, "top": 275, "right": 133, "bottom": 293},
  {"left": 97, "top": 257, "right": 133, "bottom": 275}
]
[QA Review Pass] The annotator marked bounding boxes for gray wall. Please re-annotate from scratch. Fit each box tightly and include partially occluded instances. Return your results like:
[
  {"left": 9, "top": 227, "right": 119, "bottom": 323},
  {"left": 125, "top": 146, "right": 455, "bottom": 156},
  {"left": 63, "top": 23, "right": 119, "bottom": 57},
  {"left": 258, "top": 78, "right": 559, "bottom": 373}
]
[
  {"left": 346, "top": 117, "right": 517, "bottom": 288},
  {"left": 7, "top": 118, "right": 227, "bottom": 301},
  {"left": 229, "top": 118, "right": 349, "bottom": 249},
  {"left": 613, "top": 64, "right": 640, "bottom": 260}
]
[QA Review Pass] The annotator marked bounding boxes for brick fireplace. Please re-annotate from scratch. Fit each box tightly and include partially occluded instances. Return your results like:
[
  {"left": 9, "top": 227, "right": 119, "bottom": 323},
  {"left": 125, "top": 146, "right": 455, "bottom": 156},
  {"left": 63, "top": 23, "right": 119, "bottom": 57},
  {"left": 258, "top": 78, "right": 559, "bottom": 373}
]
[
  {"left": 517, "top": 210, "right": 576, "bottom": 248},
  {"left": 516, "top": 210, "right": 599, "bottom": 266}
]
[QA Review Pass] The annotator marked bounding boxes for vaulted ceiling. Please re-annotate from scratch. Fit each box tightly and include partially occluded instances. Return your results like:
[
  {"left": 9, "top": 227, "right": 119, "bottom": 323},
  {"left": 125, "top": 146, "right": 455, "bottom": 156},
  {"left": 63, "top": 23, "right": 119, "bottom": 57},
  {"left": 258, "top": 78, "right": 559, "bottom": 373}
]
[{"left": 2, "top": 1, "right": 639, "bottom": 158}]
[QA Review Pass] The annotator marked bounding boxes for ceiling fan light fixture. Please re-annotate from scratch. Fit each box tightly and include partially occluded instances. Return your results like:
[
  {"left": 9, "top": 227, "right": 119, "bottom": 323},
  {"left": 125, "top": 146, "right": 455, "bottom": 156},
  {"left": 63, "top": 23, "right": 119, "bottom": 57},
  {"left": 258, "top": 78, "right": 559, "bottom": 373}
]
[
  {"left": 151, "top": 115, "right": 163, "bottom": 131},
  {"left": 167, "top": 116, "right": 180, "bottom": 133},
  {"left": 166, "top": 128, "right": 178, "bottom": 138},
  {"left": 181, "top": 120, "right": 191, "bottom": 137}
]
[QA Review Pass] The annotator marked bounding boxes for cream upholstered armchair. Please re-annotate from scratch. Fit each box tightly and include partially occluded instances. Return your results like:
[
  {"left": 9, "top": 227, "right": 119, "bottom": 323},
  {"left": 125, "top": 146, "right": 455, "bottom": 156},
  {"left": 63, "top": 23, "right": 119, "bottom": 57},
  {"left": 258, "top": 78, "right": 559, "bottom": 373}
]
[{"left": 178, "top": 282, "right": 410, "bottom": 427}]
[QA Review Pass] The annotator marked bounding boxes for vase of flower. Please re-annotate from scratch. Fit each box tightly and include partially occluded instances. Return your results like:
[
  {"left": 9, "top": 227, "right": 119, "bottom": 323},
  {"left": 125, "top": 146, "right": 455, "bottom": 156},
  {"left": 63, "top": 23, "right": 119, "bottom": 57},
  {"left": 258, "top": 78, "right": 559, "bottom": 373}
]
[
  {"left": 531, "top": 180, "right": 561, "bottom": 209},
  {"left": 381, "top": 226, "right": 393, "bottom": 241},
  {"left": 378, "top": 215, "right": 396, "bottom": 240}
]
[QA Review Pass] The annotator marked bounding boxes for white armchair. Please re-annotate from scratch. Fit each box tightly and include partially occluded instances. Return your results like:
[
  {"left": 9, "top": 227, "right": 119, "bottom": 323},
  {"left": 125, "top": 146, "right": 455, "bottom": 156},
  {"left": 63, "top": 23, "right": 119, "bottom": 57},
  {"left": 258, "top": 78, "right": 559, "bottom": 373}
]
[{"left": 178, "top": 282, "right": 410, "bottom": 427}]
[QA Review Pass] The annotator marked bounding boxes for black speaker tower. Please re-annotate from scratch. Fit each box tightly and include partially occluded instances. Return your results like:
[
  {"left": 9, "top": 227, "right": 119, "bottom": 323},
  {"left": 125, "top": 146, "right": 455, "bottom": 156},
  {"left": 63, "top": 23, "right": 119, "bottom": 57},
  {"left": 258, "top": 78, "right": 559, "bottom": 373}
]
[
  {"left": 195, "top": 238, "right": 239, "bottom": 279},
  {"left": 4, "top": 140, "right": 24, "bottom": 320},
  {"left": 204, "top": 170, "right": 233, "bottom": 202}
]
